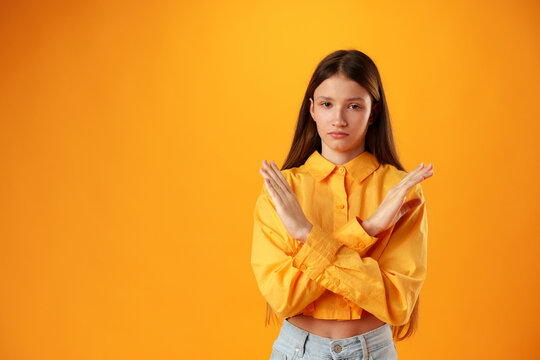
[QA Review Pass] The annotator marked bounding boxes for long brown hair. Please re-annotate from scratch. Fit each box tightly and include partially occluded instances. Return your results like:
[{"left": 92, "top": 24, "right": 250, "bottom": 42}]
[{"left": 264, "top": 49, "right": 420, "bottom": 342}]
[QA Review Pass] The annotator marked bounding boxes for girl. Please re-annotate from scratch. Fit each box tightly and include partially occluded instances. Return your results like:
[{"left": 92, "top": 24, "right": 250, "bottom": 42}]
[{"left": 251, "top": 49, "right": 434, "bottom": 360}]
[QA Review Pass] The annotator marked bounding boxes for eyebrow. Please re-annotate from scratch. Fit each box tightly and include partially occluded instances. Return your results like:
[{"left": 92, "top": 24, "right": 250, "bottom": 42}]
[{"left": 316, "top": 96, "right": 366, "bottom": 102}]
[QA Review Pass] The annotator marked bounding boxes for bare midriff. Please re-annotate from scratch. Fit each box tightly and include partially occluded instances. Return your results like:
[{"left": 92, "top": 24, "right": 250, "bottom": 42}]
[{"left": 285, "top": 313, "right": 387, "bottom": 340}]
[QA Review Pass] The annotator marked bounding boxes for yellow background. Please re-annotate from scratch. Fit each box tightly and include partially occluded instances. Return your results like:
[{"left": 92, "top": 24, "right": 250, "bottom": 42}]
[{"left": 1, "top": 0, "right": 538, "bottom": 359}]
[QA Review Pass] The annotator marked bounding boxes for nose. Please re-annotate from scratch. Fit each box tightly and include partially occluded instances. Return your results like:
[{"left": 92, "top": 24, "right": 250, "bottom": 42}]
[{"left": 332, "top": 108, "right": 347, "bottom": 127}]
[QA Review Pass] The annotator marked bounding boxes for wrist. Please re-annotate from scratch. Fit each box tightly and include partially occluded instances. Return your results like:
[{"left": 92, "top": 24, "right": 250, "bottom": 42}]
[
  {"left": 360, "top": 218, "right": 379, "bottom": 237},
  {"left": 298, "top": 223, "right": 313, "bottom": 243}
]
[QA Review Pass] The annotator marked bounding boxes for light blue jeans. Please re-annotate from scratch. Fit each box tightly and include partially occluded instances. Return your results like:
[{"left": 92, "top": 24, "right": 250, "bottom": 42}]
[{"left": 270, "top": 318, "right": 398, "bottom": 360}]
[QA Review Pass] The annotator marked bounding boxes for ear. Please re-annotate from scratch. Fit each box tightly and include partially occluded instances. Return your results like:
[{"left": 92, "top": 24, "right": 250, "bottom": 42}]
[{"left": 309, "top": 97, "right": 315, "bottom": 121}]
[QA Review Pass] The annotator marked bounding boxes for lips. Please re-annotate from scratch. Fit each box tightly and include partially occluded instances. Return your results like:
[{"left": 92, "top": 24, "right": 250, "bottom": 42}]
[{"left": 329, "top": 132, "right": 348, "bottom": 135}]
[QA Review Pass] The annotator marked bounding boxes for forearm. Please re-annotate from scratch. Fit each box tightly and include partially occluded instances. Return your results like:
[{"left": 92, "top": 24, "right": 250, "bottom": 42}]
[{"left": 358, "top": 217, "right": 380, "bottom": 237}]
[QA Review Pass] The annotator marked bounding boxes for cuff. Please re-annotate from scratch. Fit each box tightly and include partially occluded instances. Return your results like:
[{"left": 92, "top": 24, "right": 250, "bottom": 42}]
[
  {"left": 291, "top": 224, "right": 342, "bottom": 280},
  {"left": 333, "top": 216, "right": 379, "bottom": 253}
]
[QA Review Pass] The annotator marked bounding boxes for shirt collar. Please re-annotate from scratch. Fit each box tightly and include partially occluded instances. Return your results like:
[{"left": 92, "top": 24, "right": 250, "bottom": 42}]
[{"left": 303, "top": 149, "right": 380, "bottom": 184}]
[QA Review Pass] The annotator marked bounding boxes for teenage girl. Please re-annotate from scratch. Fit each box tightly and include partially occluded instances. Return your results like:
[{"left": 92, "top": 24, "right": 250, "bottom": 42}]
[{"left": 251, "top": 49, "right": 434, "bottom": 360}]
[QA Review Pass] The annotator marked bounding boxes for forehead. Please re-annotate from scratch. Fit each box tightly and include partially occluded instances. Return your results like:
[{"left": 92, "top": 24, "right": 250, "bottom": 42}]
[{"left": 314, "top": 74, "right": 370, "bottom": 100}]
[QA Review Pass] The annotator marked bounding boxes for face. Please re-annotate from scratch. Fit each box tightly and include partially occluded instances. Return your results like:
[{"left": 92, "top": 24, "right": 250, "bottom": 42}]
[{"left": 309, "top": 73, "right": 379, "bottom": 160}]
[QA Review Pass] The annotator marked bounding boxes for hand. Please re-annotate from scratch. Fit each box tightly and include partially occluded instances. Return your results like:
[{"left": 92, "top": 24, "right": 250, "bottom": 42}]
[
  {"left": 364, "top": 162, "right": 434, "bottom": 235},
  {"left": 259, "top": 159, "right": 312, "bottom": 243}
]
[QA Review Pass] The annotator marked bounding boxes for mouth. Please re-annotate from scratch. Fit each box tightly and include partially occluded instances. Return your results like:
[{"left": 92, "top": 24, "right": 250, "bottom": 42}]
[{"left": 329, "top": 132, "right": 349, "bottom": 138}]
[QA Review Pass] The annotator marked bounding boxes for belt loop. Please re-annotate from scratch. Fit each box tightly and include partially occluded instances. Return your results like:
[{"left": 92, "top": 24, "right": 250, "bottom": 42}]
[
  {"left": 295, "top": 330, "right": 309, "bottom": 357},
  {"left": 359, "top": 335, "right": 368, "bottom": 359}
]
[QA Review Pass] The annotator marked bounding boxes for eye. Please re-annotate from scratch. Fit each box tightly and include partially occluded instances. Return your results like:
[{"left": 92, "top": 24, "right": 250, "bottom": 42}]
[
  {"left": 320, "top": 101, "right": 331, "bottom": 108},
  {"left": 350, "top": 104, "right": 363, "bottom": 110}
]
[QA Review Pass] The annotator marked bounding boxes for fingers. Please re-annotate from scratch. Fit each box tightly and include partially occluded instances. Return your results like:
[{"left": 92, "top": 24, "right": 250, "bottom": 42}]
[
  {"left": 260, "top": 159, "right": 291, "bottom": 196},
  {"left": 259, "top": 160, "right": 287, "bottom": 204},
  {"left": 397, "top": 162, "right": 434, "bottom": 196},
  {"left": 264, "top": 174, "right": 285, "bottom": 206},
  {"left": 402, "top": 162, "right": 434, "bottom": 184},
  {"left": 260, "top": 168, "right": 285, "bottom": 204},
  {"left": 408, "top": 162, "right": 432, "bottom": 179},
  {"left": 416, "top": 163, "right": 434, "bottom": 180},
  {"left": 268, "top": 160, "right": 291, "bottom": 193}
]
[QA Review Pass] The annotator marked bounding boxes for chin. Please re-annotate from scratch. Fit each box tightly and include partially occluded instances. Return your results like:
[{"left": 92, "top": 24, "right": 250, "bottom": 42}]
[
  {"left": 327, "top": 144, "right": 351, "bottom": 152},
  {"left": 326, "top": 140, "right": 362, "bottom": 152}
]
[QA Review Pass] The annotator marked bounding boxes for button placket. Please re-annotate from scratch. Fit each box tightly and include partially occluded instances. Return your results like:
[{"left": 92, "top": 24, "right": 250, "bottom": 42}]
[{"left": 331, "top": 166, "right": 348, "bottom": 230}]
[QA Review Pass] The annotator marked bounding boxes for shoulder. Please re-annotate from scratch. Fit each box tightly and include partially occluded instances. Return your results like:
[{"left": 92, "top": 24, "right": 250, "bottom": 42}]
[
  {"left": 256, "top": 166, "right": 303, "bottom": 197},
  {"left": 278, "top": 165, "right": 311, "bottom": 185},
  {"left": 256, "top": 165, "right": 309, "bottom": 201},
  {"left": 374, "top": 163, "right": 425, "bottom": 200},
  {"left": 372, "top": 163, "right": 404, "bottom": 185}
]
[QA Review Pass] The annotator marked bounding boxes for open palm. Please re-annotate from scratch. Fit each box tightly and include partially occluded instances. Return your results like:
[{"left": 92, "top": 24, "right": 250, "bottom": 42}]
[
  {"left": 368, "top": 162, "right": 434, "bottom": 235},
  {"left": 258, "top": 159, "right": 312, "bottom": 242}
]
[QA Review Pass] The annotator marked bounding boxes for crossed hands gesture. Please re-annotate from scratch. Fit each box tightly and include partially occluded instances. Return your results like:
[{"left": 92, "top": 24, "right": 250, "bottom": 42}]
[{"left": 259, "top": 159, "right": 434, "bottom": 243}]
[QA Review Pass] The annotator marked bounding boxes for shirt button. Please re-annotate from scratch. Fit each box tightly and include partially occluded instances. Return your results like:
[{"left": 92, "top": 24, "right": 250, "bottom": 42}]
[
  {"left": 337, "top": 204, "right": 345, "bottom": 209},
  {"left": 333, "top": 344, "right": 342, "bottom": 353},
  {"left": 300, "top": 264, "right": 307, "bottom": 271},
  {"left": 338, "top": 167, "right": 345, "bottom": 173}
]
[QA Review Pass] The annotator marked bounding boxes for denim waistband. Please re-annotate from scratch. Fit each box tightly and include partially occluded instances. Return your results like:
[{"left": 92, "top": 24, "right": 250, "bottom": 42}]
[{"left": 273, "top": 318, "right": 394, "bottom": 358}]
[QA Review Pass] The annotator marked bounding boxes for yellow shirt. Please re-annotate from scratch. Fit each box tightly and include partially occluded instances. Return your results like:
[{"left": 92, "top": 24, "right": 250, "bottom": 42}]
[{"left": 250, "top": 149, "right": 428, "bottom": 326}]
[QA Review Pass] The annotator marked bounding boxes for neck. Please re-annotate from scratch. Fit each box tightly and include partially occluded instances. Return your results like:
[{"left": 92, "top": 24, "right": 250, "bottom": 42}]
[{"left": 321, "top": 144, "right": 366, "bottom": 165}]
